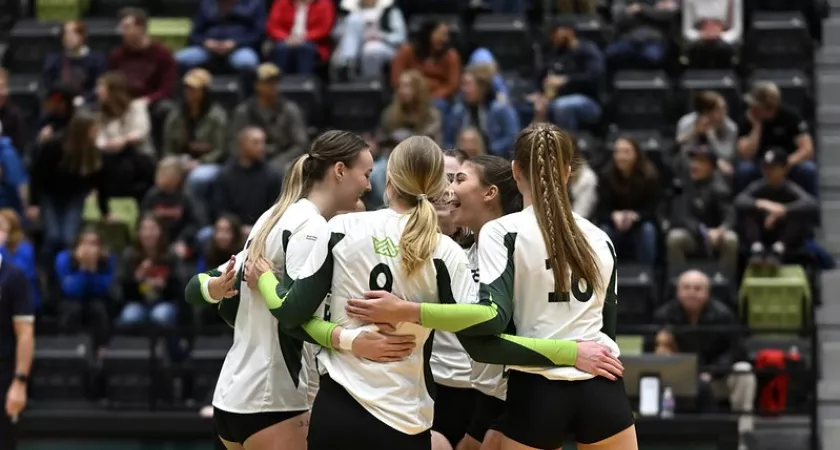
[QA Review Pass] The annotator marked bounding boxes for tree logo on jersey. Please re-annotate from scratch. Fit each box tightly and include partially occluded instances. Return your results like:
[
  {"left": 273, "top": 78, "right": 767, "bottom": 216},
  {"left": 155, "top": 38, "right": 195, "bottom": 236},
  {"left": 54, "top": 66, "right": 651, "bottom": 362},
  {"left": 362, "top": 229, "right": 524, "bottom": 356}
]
[{"left": 372, "top": 236, "right": 399, "bottom": 258}]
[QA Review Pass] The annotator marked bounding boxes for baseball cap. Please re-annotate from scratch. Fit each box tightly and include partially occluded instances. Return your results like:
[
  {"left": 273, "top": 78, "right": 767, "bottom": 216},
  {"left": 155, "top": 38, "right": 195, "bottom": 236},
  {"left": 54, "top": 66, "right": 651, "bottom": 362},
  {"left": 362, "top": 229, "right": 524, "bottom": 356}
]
[
  {"left": 761, "top": 148, "right": 788, "bottom": 166},
  {"left": 744, "top": 82, "right": 781, "bottom": 108},
  {"left": 686, "top": 144, "right": 718, "bottom": 163},
  {"left": 256, "top": 63, "right": 281, "bottom": 81},
  {"left": 183, "top": 68, "right": 212, "bottom": 89}
]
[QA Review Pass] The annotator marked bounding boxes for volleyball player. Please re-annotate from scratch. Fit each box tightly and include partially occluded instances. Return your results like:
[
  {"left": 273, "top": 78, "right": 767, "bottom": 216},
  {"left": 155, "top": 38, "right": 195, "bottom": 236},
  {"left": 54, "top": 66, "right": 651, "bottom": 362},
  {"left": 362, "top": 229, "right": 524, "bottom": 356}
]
[
  {"left": 344, "top": 123, "right": 637, "bottom": 450},
  {"left": 184, "top": 130, "right": 416, "bottom": 450}
]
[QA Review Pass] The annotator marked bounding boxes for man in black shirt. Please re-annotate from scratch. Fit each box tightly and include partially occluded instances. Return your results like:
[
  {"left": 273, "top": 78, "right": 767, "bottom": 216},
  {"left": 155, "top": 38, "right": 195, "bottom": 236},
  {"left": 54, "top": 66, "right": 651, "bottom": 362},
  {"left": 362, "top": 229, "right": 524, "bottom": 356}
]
[
  {"left": 735, "top": 148, "right": 818, "bottom": 266},
  {"left": 735, "top": 81, "right": 816, "bottom": 196},
  {"left": 0, "top": 256, "right": 34, "bottom": 450}
]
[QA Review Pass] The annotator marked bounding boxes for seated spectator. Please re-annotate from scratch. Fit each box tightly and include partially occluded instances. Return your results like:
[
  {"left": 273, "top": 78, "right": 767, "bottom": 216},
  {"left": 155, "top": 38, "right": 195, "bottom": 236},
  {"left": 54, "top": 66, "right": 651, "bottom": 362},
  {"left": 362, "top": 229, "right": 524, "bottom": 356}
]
[
  {"left": 446, "top": 66, "right": 519, "bottom": 157},
  {"left": 597, "top": 137, "right": 659, "bottom": 265},
  {"left": 390, "top": 19, "right": 462, "bottom": 114},
  {"left": 0, "top": 69, "right": 26, "bottom": 153},
  {"left": 0, "top": 124, "right": 28, "bottom": 216},
  {"left": 379, "top": 70, "right": 442, "bottom": 141},
  {"left": 735, "top": 148, "right": 818, "bottom": 266},
  {"left": 333, "top": 0, "right": 407, "bottom": 79},
  {"left": 683, "top": 0, "right": 742, "bottom": 45},
  {"left": 555, "top": 0, "right": 597, "bottom": 13},
  {"left": 212, "top": 127, "right": 282, "bottom": 229},
  {"left": 677, "top": 91, "right": 737, "bottom": 176},
  {"left": 176, "top": 0, "right": 264, "bottom": 75},
  {"left": 267, "top": 0, "right": 336, "bottom": 75},
  {"left": 141, "top": 157, "right": 206, "bottom": 261},
  {"left": 42, "top": 20, "right": 106, "bottom": 106},
  {"left": 96, "top": 72, "right": 155, "bottom": 157},
  {"left": 736, "top": 82, "right": 816, "bottom": 196},
  {"left": 456, "top": 128, "right": 486, "bottom": 158},
  {"left": 654, "top": 270, "right": 756, "bottom": 442},
  {"left": 117, "top": 215, "right": 181, "bottom": 335},
  {"left": 197, "top": 214, "right": 245, "bottom": 273},
  {"left": 606, "top": 0, "right": 678, "bottom": 69},
  {"left": 569, "top": 158, "right": 598, "bottom": 219},
  {"left": 163, "top": 69, "right": 228, "bottom": 201},
  {"left": 467, "top": 48, "right": 509, "bottom": 101},
  {"left": 229, "top": 64, "right": 309, "bottom": 174},
  {"left": 0, "top": 209, "right": 40, "bottom": 310},
  {"left": 29, "top": 112, "right": 109, "bottom": 260},
  {"left": 667, "top": 145, "right": 738, "bottom": 274},
  {"left": 55, "top": 227, "right": 116, "bottom": 351},
  {"left": 37, "top": 84, "right": 77, "bottom": 145},
  {"left": 531, "top": 21, "right": 604, "bottom": 132}
]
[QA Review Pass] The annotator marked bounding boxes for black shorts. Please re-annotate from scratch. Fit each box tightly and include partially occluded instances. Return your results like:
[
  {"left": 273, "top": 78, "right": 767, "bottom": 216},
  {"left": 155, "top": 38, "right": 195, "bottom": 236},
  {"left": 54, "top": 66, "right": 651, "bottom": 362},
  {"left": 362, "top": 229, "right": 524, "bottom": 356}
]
[
  {"left": 308, "top": 375, "right": 432, "bottom": 450},
  {"left": 213, "top": 407, "right": 308, "bottom": 444},
  {"left": 432, "top": 383, "right": 477, "bottom": 445},
  {"left": 497, "top": 371, "right": 635, "bottom": 449},
  {"left": 465, "top": 392, "right": 505, "bottom": 442}
]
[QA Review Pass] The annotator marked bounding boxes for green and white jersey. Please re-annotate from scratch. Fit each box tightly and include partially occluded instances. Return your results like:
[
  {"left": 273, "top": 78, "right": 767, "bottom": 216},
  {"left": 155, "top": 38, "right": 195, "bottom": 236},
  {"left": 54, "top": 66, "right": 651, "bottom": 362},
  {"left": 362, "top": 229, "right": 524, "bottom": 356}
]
[
  {"left": 466, "top": 244, "right": 507, "bottom": 400},
  {"left": 184, "top": 199, "right": 326, "bottom": 414},
  {"left": 479, "top": 207, "right": 619, "bottom": 381}
]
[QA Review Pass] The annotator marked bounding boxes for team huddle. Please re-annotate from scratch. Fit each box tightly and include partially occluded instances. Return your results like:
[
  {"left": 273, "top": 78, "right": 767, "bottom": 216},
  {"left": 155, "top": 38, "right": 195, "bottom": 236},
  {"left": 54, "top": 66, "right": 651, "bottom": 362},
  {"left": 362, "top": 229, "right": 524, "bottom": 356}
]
[{"left": 185, "top": 123, "right": 638, "bottom": 450}]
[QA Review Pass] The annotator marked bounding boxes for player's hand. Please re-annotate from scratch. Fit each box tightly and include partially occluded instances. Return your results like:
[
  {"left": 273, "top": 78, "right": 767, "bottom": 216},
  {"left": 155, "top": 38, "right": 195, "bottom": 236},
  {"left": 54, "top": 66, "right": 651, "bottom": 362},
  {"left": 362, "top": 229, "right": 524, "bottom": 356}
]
[
  {"left": 345, "top": 291, "right": 420, "bottom": 324},
  {"left": 5, "top": 380, "right": 26, "bottom": 418},
  {"left": 208, "top": 256, "right": 238, "bottom": 301},
  {"left": 575, "top": 341, "right": 623, "bottom": 381},
  {"left": 244, "top": 256, "right": 273, "bottom": 291},
  {"left": 352, "top": 329, "right": 417, "bottom": 362}
]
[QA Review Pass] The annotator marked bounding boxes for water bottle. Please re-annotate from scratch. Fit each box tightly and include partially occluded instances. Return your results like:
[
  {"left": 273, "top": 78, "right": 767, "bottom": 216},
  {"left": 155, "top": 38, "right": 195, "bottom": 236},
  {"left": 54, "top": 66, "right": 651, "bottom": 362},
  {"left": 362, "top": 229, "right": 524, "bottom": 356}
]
[{"left": 661, "top": 386, "right": 675, "bottom": 419}]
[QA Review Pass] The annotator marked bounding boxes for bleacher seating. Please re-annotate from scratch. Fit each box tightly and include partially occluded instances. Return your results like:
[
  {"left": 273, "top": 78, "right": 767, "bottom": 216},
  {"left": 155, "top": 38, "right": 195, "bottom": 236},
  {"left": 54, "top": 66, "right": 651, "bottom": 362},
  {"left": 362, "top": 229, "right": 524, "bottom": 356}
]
[{"left": 610, "top": 71, "right": 673, "bottom": 131}]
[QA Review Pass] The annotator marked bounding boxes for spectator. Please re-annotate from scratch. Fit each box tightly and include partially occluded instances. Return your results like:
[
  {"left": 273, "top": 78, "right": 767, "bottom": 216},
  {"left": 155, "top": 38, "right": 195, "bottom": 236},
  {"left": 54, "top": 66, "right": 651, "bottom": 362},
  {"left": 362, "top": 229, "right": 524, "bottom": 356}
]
[
  {"left": 676, "top": 91, "right": 737, "bottom": 176},
  {"left": 532, "top": 21, "right": 604, "bottom": 132},
  {"left": 176, "top": 0, "right": 264, "bottom": 75},
  {"left": 36, "top": 84, "right": 77, "bottom": 145},
  {"left": 42, "top": 20, "right": 106, "bottom": 106},
  {"left": 467, "top": 48, "right": 509, "bottom": 101},
  {"left": 446, "top": 66, "right": 519, "bottom": 157},
  {"left": 555, "top": 0, "right": 597, "bottom": 13},
  {"left": 683, "top": 0, "right": 742, "bottom": 45},
  {"left": 197, "top": 214, "right": 245, "bottom": 273},
  {"left": 736, "top": 82, "right": 816, "bottom": 196},
  {"left": 162, "top": 69, "right": 228, "bottom": 201},
  {"left": 606, "top": 0, "right": 678, "bottom": 69},
  {"left": 667, "top": 145, "right": 738, "bottom": 274},
  {"left": 267, "top": 0, "right": 336, "bottom": 75},
  {"left": 0, "top": 70, "right": 26, "bottom": 154},
  {"left": 333, "top": 0, "right": 407, "bottom": 79},
  {"left": 0, "top": 124, "right": 28, "bottom": 216},
  {"left": 379, "top": 70, "right": 442, "bottom": 142},
  {"left": 96, "top": 72, "right": 155, "bottom": 157},
  {"left": 116, "top": 215, "right": 181, "bottom": 335},
  {"left": 0, "top": 210, "right": 40, "bottom": 310},
  {"left": 141, "top": 157, "right": 206, "bottom": 260},
  {"left": 212, "top": 127, "right": 282, "bottom": 228},
  {"left": 569, "top": 158, "right": 598, "bottom": 219},
  {"left": 229, "top": 63, "right": 309, "bottom": 174},
  {"left": 456, "top": 128, "right": 485, "bottom": 158},
  {"left": 55, "top": 227, "right": 116, "bottom": 351},
  {"left": 390, "top": 19, "right": 462, "bottom": 114},
  {"left": 29, "top": 112, "right": 109, "bottom": 260},
  {"left": 597, "top": 137, "right": 659, "bottom": 265},
  {"left": 735, "top": 148, "right": 818, "bottom": 266},
  {"left": 654, "top": 270, "right": 756, "bottom": 441}
]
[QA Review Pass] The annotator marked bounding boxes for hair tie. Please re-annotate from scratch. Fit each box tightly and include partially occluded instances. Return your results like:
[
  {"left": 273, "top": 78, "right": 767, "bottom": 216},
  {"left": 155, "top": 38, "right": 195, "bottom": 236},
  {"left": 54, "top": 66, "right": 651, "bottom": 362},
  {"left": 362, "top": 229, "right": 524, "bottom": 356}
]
[{"left": 416, "top": 194, "right": 428, "bottom": 202}]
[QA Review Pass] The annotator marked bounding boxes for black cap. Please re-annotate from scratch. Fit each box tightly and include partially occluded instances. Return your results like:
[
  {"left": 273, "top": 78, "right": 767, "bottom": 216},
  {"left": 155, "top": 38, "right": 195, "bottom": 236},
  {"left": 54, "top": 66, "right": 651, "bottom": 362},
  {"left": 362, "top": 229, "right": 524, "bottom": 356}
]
[
  {"left": 686, "top": 144, "right": 717, "bottom": 163},
  {"left": 761, "top": 148, "right": 788, "bottom": 166}
]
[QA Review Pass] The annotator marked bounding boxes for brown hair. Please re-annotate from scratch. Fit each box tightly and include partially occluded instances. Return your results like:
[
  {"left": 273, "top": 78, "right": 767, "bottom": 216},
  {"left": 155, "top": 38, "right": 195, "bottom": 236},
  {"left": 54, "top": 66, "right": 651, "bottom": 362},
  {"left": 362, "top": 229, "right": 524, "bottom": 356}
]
[
  {"left": 98, "top": 72, "right": 132, "bottom": 119},
  {"left": 382, "top": 70, "right": 435, "bottom": 133},
  {"left": 64, "top": 19, "right": 87, "bottom": 41},
  {"left": 466, "top": 155, "right": 522, "bottom": 216},
  {"left": 692, "top": 90, "right": 724, "bottom": 115},
  {"left": 136, "top": 212, "right": 169, "bottom": 258},
  {"left": 610, "top": 137, "right": 658, "bottom": 180},
  {"left": 465, "top": 64, "right": 495, "bottom": 99},
  {"left": 248, "top": 130, "right": 370, "bottom": 270},
  {"left": 0, "top": 209, "right": 25, "bottom": 252},
  {"left": 513, "top": 123, "right": 602, "bottom": 294},
  {"left": 61, "top": 110, "right": 102, "bottom": 176},
  {"left": 387, "top": 136, "right": 448, "bottom": 277},
  {"left": 118, "top": 7, "right": 148, "bottom": 28}
]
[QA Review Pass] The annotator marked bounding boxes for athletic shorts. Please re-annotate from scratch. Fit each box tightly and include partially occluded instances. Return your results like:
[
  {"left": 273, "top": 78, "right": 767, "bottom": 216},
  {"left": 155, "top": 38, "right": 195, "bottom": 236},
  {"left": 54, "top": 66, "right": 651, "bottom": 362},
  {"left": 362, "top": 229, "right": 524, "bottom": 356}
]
[
  {"left": 308, "top": 375, "right": 432, "bottom": 450},
  {"left": 432, "top": 383, "right": 477, "bottom": 445},
  {"left": 213, "top": 407, "right": 308, "bottom": 444},
  {"left": 497, "top": 371, "right": 635, "bottom": 449},
  {"left": 465, "top": 392, "right": 505, "bottom": 442}
]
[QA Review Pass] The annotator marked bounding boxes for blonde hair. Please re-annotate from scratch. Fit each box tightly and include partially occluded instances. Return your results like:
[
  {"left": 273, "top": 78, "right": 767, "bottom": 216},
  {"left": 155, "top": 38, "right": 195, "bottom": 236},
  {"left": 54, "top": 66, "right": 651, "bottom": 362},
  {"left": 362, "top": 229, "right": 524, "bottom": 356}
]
[
  {"left": 513, "top": 123, "right": 602, "bottom": 294},
  {"left": 382, "top": 70, "right": 435, "bottom": 132},
  {"left": 248, "top": 130, "right": 369, "bottom": 270},
  {"left": 157, "top": 156, "right": 182, "bottom": 175},
  {"left": 386, "top": 136, "right": 448, "bottom": 277}
]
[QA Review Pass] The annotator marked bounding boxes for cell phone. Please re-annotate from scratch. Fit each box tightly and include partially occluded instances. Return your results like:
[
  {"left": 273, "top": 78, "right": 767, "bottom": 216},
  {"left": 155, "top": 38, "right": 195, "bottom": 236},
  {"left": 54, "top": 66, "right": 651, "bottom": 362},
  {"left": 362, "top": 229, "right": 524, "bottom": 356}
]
[{"left": 638, "top": 374, "right": 661, "bottom": 417}]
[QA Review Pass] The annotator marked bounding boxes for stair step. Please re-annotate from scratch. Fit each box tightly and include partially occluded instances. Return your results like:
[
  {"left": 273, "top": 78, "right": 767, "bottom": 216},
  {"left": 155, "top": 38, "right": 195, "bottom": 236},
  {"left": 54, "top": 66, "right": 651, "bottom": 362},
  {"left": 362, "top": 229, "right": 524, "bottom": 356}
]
[
  {"left": 818, "top": 47, "right": 840, "bottom": 66},
  {"left": 818, "top": 105, "right": 840, "bottom": 125},
  {"left": 820, "top": 167, "right": 840, "bottom": 190}
]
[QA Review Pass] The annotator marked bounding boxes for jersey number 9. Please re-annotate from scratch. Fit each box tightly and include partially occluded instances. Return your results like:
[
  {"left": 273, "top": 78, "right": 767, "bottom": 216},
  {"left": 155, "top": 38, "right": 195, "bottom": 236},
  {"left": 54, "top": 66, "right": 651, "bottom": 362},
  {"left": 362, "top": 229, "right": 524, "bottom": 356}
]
[
  {"left": 369, "top": 263, "right": 394, "bottom": 292},
  {"left": 545, "top": 259, "right": 593, "bottom": 303}
]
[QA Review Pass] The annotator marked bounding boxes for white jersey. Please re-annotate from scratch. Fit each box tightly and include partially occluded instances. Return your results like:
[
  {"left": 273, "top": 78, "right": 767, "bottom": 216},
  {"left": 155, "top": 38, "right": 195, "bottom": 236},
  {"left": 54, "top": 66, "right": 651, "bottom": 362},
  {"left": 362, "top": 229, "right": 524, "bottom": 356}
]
[
  {"left": 466, "top": 244, "right": 507, "bottom": 400},
  {"left": 212, "top": 199, "right": 324, "bottom": 413},
  {"left": 300, "top": 208, "right": 476, "bottom": 434},
  {"left": 478, "top": 207, "right": 619, "bottom": 381}
]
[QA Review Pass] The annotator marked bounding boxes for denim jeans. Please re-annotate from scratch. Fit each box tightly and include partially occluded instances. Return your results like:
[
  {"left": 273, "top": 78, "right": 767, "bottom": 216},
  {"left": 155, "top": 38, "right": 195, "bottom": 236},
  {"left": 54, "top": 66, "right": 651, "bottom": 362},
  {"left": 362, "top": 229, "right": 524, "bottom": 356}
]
[
  {"left": 185, "top": 164, "right": 221, "bottom": 203},
  {"left": 605, "top": 39, "right": 666, "bottom": 68},
  {"left": 335, "top": 14, "right": 396, "bottom": 78},
  {"left": 42, "top": 194, "right": 86, "bottom": 260},
  {"left": 550, "top": 94, "right": 602, "bottom": 132},
  {"left": 735, "top": 159, "right": 819, "bottom": 197},
  {"left": 175, "top": 46, "right": 260, "bottom": 72},
  {"left": 273, "top": 41, "right": 319, "bottom": 75},
  {"left": 601, "top": 220, "right": 657, "bottom": 265},
  {"left": 117, "top": 301, "right": 182, "bottom": 360}
]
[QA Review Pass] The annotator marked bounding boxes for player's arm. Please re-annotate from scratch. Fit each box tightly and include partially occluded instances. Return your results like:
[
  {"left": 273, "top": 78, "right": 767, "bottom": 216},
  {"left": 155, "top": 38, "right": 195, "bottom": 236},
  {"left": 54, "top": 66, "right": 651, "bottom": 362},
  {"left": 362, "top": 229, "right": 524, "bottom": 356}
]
[{"left": 184, "top": 251, "right": 245, "bottom": 327}]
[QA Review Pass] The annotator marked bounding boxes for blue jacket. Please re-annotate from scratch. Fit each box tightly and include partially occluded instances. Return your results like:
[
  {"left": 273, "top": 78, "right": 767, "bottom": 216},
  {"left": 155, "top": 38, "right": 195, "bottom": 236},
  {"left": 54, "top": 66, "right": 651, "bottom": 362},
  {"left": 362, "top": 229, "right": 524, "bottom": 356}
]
[
  {"left": 0, "top": 137, "right": 27, "bottom": 214},
  {"left": 54, "top": 250, "right": 116, "bottom": 300},
  {"left": 445, "top": 99, "right": 520, "bottom": 157},
  {"left": 1, "top": 241, "right": 41, "bottom": 309},
  {"left": 189, "top": 0, "right": 266, "bottom": 49}
]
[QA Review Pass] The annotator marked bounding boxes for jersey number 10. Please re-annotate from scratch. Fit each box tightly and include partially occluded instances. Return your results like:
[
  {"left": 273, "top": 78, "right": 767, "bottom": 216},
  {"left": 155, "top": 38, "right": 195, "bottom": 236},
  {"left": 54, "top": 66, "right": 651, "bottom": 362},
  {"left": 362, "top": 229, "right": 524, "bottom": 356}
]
[{"left": 545, "top": 259, "right": 593, "bottom": 303}]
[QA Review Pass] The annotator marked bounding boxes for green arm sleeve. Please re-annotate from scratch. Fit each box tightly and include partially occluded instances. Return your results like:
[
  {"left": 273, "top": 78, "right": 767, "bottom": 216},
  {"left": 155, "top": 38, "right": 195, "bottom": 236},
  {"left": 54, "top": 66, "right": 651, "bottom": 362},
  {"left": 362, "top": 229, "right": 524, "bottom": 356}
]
[
  {"left": 457, "top": 334, "right": 578, "bottom": 366},
  {"left": 286, "top": 317, "right": 338, "bottom": 349},
  {"left": 418, "top": 301, "right": 508, "bottom": 335},
  {"left": 184, "top": 269, "right": 242, "bottom": 328}
]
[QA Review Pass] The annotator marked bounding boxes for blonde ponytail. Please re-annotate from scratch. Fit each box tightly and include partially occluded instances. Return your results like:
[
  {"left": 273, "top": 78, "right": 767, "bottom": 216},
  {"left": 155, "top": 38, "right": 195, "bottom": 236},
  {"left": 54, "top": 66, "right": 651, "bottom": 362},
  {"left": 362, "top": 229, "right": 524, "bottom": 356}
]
[
  {"left": 248, "top": 154, "right": 309, "bottom": 270},
  {"left": 400, "top": 195, "right": 441, "bottom": 277}
]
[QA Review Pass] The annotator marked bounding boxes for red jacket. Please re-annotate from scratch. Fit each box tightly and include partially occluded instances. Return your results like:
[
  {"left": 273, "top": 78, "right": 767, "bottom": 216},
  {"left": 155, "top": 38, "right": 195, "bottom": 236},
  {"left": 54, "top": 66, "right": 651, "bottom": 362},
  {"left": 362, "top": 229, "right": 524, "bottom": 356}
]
[{"left": 267, "top": 0, "right": 335, "bottom": 61}]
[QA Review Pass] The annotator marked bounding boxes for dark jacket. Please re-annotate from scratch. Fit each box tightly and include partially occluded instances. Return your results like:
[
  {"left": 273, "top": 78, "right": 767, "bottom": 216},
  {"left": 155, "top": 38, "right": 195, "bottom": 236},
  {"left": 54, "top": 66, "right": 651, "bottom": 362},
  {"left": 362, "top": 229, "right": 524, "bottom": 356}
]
[
  {"left": 30, "top": 135, "right": 109, "bottom": 215},
  {"left": 141, "top": 187, "right": 206, "bottom": 245},
  {"left": 538, "top": 38, "right": 604, "bottom": 100},
  {"left": 119, "top": 247, "right": 182, "bottom": 303},
  {"left": 734, "top": 179, "right": 819, "bottom": 217},
  {"left": 188, "top": 0, "right": 266, "bottom": 49},
  {"left": 596, "top": 163, "right": 660, "bottom": 224},
  {"left": 42, "top": 47, "right": 106, "bottom": 104},
  {"left": 670, "top": 173, "right": 735, "bottom": 236},
  {"left": 211, "top": 159, "right": 282, "bottom": 224},
  {"left": 229, "top": 97, "right": 309, "bottom": 167},
  {"left": 654, "top": 298, "right": 745, "bottom": 376},
  {"left": 0, "top": 103, "right": 27, "bottom": 154}
]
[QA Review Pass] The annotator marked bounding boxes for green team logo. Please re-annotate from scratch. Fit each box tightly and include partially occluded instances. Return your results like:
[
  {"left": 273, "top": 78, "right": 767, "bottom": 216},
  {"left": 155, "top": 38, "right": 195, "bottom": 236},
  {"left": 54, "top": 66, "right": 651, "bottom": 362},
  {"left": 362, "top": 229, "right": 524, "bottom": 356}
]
[{"left": 372, "top": 236, "right": 399, "bottom": 258}]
